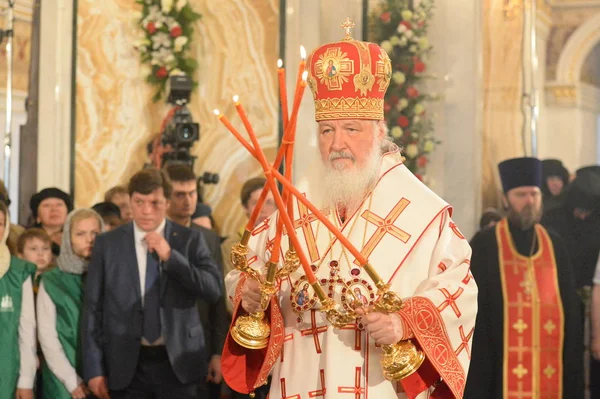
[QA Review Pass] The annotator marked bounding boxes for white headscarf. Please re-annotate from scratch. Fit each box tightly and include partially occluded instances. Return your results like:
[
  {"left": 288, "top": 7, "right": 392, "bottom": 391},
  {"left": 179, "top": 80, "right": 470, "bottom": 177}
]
[
  {"left": 0, "top": 208, "right": 11, "bottom": 279},
  {"left": 57, "top": 209, "right": 104, "bottom": 275}
]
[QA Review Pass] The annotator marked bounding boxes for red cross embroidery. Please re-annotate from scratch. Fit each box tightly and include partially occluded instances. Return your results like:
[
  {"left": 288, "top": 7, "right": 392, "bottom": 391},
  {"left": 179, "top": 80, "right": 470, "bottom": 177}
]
[
  {"left": 437, "top": 287, "right": 464, "bottom": 318},
  {"left": 253, "top": 219, "right": 270, "bottom": 236},
  {"left": 462, "top": 264, "right": 473, "bottom": 285},
  {"left": 280, "top": 333, "right": 294, "bottom": 362},
  {"left": 355, "top": 198, "right": 411, "bottom": 264},
  {"left": 308, "top": 369, "right": 326, "bottom": 397},
  {"left": 338, "top": 367, "right": 365, "bottom": 398},
  {"left": 454, "top": 325, "right": 474, "bottom": 359},
  {"left": 437, "top": 262, "right": 447, "bottom": 272},
  {"left": 300, "top": 310, "right": 328, "bottom": 354},
  {"left": 292, "top": 197, "right": 320, "bottom": 262},
  {"left": 339, "top": 322, "right": 363, "bottom": 351},
  {"left": 280, "top": 378, "right": 300, "bottom": 399},
  {"left": 449, "top": 222, "right": 465, "bottom": 239}
]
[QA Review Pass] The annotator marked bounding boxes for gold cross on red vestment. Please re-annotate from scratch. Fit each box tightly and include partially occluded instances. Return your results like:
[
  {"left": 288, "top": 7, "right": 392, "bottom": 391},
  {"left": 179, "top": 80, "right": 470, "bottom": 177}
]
[
  {"left": 354, "top": 198, "right": 411, "bottom": 265},
  {"left": 300, "top": 310, "right": 328, "bottom": 354},
  {"left": 338, "top": 367, "right": 365, "bottom": 399}
]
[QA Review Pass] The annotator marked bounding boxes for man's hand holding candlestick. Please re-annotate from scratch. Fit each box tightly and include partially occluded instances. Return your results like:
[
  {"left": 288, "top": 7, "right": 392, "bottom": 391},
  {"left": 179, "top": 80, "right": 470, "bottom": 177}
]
[
  {"left": 241, "top": 278, "right": 264, "bottom": 313},
  {"left": 355, "top": 307, "right": 409, "bottom": 346}
]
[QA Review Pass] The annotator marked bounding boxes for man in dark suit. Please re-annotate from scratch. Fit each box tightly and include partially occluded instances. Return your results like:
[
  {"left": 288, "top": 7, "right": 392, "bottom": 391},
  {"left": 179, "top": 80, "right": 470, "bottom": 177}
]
[
  {"left": 165, "top": 164, "right": 230, "bottom": 399},
  {"left": 83, "top": 168, "right": 222, "bottom": 399}
]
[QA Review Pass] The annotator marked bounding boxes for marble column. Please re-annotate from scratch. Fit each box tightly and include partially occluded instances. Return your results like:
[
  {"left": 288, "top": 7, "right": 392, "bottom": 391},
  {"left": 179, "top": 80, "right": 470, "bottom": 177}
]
[
  {"left": 417, "top": 0, "right": 483, "bottom": 238},
  {"left": 37, "top": 0, "right": 74, "bottom": 193}
]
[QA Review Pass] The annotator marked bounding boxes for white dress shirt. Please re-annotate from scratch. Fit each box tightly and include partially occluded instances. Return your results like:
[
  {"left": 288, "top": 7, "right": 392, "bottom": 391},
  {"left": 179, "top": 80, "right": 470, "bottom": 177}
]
[
  {"left": 133, "top": 219, "right": 166, "bottom": 345},
  {"left": 133, "top": 219, "right": 166, "bottom": 306},
  {"left": 37, "top": 281, "right": 82, "bottom": 393},
  {"left": 17, "top": 276, "right": 36, "bottom": 389}
]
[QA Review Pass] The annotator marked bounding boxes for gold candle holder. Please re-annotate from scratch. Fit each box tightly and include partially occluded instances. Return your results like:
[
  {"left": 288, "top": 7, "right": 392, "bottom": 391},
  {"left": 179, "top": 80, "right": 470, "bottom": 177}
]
[
  {"left": 362, "top": 263, "right": 425, "bottom": 381},
  {"left": 230, "top": 230, "right": 273, "bottom": 350}
]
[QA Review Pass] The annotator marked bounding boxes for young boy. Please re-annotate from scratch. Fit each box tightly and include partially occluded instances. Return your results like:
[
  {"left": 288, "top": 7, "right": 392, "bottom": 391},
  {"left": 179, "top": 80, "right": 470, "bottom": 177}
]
[{"left": 17, "top": 229, "right": 54, "bottom": 293}]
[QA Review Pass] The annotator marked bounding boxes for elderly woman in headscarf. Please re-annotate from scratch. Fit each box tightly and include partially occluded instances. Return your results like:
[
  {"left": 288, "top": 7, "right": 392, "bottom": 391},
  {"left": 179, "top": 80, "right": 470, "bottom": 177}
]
[
  {"left": 37, "top": 209, "right": 103, "bottom": 399},
  {"left": 0, "top": 201, "right": 37, "bottom": 399},
  {"left": 29, "top": 188, "right": 73, "bottom": 257}
]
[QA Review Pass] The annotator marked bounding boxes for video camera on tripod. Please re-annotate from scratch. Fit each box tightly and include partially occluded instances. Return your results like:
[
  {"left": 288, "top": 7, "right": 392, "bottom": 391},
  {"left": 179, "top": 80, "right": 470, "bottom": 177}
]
[{"left": 152, "top": 75, "right": 219, "bottom": 186}]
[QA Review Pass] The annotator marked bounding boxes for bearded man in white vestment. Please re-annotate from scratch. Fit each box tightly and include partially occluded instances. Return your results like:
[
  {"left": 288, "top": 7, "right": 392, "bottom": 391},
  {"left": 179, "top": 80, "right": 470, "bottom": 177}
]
[{"left": 221, "top": 28, "right": 477, "bottom": 399}]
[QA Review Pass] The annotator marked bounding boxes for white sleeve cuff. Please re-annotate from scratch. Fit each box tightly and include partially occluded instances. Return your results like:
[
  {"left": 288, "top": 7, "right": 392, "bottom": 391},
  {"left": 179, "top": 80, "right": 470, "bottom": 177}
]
[
  {"left": 16, "top": 376, "right": 35, "bottom": 389},
  {"left": 63, "top": 374, "right": 83, "bottom": 394}
]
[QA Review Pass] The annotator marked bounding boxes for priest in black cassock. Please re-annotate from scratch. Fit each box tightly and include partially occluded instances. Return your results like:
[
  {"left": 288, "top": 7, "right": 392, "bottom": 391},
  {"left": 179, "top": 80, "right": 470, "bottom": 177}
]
[{"left": 464, "top": 157, "right": 584, "bottom": 399}]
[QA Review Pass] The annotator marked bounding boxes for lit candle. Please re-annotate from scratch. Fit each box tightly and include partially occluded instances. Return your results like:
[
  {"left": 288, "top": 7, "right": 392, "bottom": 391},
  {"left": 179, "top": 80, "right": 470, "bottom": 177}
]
[{"left": 277, "top": 59, "right": 289, "bottom": 129}]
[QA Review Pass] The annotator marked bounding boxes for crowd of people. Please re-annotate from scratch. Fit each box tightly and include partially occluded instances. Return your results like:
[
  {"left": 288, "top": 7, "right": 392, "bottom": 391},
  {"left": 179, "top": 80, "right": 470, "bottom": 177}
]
[{"left": 0, "top": 164, "right": 275, "bottom": 399}]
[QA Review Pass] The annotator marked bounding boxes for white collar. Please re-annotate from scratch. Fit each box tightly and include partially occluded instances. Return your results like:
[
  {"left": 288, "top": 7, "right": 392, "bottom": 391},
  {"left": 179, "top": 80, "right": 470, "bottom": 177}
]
[{"left": 133, "top": 219, "right": 166, "bottom": 243}]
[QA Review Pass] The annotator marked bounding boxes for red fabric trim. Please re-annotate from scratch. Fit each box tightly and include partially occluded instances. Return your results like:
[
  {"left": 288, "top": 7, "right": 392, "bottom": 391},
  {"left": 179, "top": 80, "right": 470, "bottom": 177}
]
[
  {"left": 398, "top": 296, "right": 466, "bottom": 399},
  {"left": 222, "top": 275, "right": 284, "bottom": 394}
]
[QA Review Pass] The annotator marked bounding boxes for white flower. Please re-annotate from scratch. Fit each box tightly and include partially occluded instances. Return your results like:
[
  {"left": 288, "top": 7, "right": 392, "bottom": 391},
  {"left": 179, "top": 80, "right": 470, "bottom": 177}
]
[
  {"left": 401, "top": 10, "right": 413, "bottom": 21},
  {"left": 397, "top": 24, "right": 407, "bottom": 34},
  {"left": 414, "top": 103, "right": 425, "bottom": 115},
  {"left": 413, "top": 116, "right": 421, "bottom": 124},
  {"left": 161, "top": 0, "right": 174, "bottom": 13},
  {"left": 151, "top": 47, "right": 173, "bottom": 65},
  {"left": 398, "top": 37, "right": 408, "bottom": 47},
  {"left": 380, "top": 40, "right": 393, "bottom": 54},
  {"left": 170, "top": 68, "right": 185, "bottom": 76},
  {"left": 390, "top": 36, "right": 401, "bottom": 46},
  {"left": 134, "top": 37, "right": 151, "bottom": 50},
  {"left": 147, "top": 5, "right": 162, "bottom": 21},
  {"left": 392, "top": 71, "right": 406, "bottom": 85},
  {"left": 132, "top": 10, "right": 142, "bottom": 21},
  {"left": 165, "top": 17, "right": 177, "bottom": 29},
  {"left": 423, "top": 140, "right": 434, "bottom": 153},
  {"left": 175, "top": 0, "right": 187, "bottom": 11},
  {"left": 152, "top": 32, "right": 172, "bottom": 49},
  {"left": 174, "top": 36, "right": 188, "bottom": 52},
  {"left": 409, "top": 45, "right": 417, "bottom": 53},
  {"left": 418, "top": 37, "right": 429, "bottom": 49},
  {"left": 405, "top": 144, "right": 419, "bottom": 159},
  {"left": 140, "top": 64, "right": 152, "bottom": 77},
  {"left": 405, "top": 30, "right": 414, "bottom": 39},
  {"left": 396, "top": 98, "right": 409, "bottom": 111},
  {"left": 391, "top": 126, "right": 403, "bottom": 139}
]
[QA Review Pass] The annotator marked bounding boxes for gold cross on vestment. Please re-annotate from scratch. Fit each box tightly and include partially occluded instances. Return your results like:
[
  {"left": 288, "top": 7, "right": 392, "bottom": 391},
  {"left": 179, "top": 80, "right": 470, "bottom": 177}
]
[
  {"left": 544, "top": 364, "right": 556, "bottom": 379},
  {"left": 544, "top": 320, "right": 556, "bottom": 335},
  {"left": 512, "top": 363, "right": 528, "bottom": 379},
  {"left": 512, "top": 318, "right": 528, "bottom": 334},
  {"left": 341, "top": 17, "right": 355, "bottom": 38}
]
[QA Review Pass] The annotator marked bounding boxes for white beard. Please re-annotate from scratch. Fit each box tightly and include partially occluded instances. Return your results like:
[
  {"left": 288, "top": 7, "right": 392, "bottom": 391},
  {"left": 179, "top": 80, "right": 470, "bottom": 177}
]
[{"left": 317, "top": 141, "right": 382, "bottom": 214}]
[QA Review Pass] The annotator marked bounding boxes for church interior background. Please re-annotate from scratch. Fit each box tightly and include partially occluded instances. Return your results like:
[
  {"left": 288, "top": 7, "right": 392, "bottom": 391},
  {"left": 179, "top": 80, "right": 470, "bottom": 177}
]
[{"left": 0, "top": 0, "right": 598, "bottom": 242}]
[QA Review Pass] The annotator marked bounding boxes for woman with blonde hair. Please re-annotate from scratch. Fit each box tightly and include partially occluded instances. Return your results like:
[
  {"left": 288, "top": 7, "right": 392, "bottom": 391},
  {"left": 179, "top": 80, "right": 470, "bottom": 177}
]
[{"left": 37, "top": 209, "right": 103, "bottom": 399}]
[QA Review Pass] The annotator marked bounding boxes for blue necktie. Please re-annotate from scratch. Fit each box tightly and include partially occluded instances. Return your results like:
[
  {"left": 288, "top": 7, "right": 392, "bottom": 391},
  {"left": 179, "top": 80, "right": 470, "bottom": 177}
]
[{"left": 143, "top": 250, "right": 161, "bottom": 343}]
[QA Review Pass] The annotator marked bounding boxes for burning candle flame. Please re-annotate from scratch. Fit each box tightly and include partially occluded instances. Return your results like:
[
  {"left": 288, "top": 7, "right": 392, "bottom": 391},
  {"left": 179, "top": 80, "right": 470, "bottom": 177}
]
[
  {"left": 300, "top": 45, "right": 306, "bottom": 60},
  {"left": 213, "top": 109, "right": 220, "bottom": 116},
  {"left": 233, "top": 95, "right": 239, "bottom": 103},
  {"left": 277, "top": 59, "right": 283, "bottom": 68},
  {"left": 302, "top": 71, "right": 308, "bottom": 81}
]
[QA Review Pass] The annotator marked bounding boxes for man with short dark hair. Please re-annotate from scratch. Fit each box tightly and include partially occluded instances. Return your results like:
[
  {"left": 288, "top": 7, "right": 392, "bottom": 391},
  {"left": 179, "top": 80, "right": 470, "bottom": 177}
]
[
  {"left": 83, "top": 168, "right": 222, "bottom": 399},
  {"left": 466, "top": 157, "right": 583, "bottom": 399},
  {"left": 164, "top": 164, "right": 229, "bottom": 399}
]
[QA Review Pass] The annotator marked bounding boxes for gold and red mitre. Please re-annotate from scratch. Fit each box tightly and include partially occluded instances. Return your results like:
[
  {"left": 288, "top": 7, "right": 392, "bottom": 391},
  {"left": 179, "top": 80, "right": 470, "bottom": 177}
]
[{"left": 307, "top": 19, "right": 392, "bottom": 121}]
